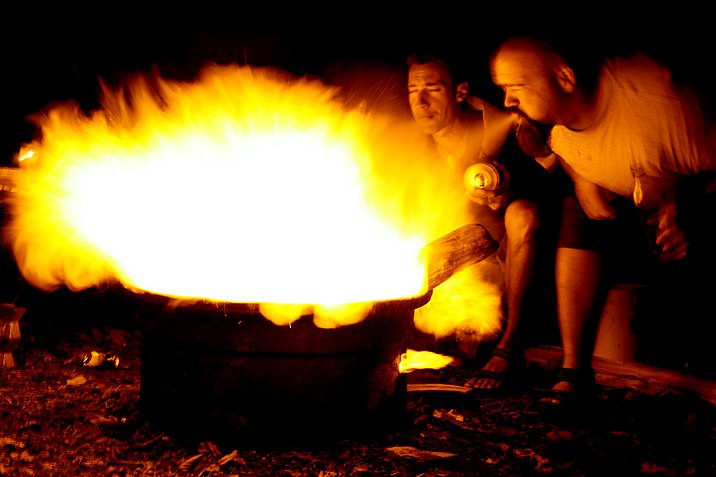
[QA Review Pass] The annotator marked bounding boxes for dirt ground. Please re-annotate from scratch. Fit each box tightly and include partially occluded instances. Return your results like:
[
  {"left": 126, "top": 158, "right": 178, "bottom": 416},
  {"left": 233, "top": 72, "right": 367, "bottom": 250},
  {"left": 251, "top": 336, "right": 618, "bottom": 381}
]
[{"left": 1, "top": 287, "right": 715, "bottom": 477}]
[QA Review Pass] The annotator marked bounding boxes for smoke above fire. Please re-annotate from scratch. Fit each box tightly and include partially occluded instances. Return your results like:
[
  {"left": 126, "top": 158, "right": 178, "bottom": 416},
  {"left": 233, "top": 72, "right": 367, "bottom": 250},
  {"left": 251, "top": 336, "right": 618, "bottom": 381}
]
[{"left": 6, "top": 62, "right": 502, "bottom": 334}]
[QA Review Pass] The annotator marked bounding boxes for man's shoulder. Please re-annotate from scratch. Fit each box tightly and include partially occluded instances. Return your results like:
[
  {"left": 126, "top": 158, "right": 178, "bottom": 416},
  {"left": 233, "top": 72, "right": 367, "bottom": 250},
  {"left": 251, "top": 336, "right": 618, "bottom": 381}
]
[
  {"left": 463, "top": 108, "right": 486, "bottom": 127},
  {"left": 606, "top": 51, "right": 677, "bottom": 94}
]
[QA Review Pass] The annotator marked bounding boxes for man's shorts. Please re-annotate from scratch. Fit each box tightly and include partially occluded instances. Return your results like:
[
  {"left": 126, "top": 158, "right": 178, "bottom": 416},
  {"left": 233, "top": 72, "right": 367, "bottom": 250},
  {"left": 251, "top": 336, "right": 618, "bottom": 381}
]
[{"left": 557, "top": 192, "right": 656, "bottom": 284}]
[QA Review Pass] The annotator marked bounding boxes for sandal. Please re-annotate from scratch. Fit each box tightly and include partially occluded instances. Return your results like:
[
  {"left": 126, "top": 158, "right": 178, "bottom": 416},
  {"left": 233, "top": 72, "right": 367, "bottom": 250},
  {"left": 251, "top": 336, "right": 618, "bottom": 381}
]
[
  {"left": 465, "top": 347, "right": 525, "bottom": 392},
  {"left": 538, "top": 367, "right": 597, "bottom": 407}
]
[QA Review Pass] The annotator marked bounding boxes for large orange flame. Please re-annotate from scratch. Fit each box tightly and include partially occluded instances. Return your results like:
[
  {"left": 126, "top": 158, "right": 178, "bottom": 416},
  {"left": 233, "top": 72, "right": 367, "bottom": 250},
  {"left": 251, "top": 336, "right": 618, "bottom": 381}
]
[{"left": 7, "top": 62, "right": 503, "bottom": 336}]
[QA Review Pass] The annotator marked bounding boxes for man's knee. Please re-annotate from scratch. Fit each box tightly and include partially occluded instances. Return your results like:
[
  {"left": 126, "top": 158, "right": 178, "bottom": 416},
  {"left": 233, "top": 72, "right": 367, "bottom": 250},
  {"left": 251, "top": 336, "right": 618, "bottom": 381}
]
[{"left": 505, "top": 200, "right": 540, "bottom": 242}]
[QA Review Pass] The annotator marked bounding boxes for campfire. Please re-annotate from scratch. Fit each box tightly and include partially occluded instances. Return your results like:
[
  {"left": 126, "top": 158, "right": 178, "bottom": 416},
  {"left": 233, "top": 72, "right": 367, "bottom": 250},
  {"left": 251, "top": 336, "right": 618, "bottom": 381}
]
[
  {"left": 4, "top": 62, "right": 504, "bottom": 440},
  {"left": 7, "top": 61, "right": 504, "bottom": 336}
]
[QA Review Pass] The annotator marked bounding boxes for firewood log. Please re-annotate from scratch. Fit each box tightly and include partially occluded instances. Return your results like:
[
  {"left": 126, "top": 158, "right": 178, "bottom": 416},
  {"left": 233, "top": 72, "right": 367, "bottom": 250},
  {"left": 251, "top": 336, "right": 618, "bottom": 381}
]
[{"left": 420, "top": 223, "right": 498, "bottom": 290}]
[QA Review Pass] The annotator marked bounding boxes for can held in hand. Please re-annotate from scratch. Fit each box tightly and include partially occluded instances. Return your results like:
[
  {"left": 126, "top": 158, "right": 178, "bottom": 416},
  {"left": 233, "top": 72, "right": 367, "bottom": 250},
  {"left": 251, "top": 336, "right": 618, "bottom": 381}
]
[{"left": 463, "top": 162, "right": 509, "bottom": 202}]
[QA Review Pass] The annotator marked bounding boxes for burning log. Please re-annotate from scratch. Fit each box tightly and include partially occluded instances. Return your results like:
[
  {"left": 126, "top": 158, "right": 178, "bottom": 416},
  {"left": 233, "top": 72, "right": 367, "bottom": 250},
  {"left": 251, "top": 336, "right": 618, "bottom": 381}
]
[{"left": 421, "top": 223, "right": 499, "bottom": 290}]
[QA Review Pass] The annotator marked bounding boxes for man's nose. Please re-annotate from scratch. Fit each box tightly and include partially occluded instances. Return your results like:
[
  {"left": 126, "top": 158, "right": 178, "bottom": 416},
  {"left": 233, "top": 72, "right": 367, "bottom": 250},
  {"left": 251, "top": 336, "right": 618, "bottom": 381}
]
[
  {"left": 417, "top": 90, "right": 431, "bottom": 105},
  {"left": 503, "top": 93, "right": 518, "bottom": 108}
]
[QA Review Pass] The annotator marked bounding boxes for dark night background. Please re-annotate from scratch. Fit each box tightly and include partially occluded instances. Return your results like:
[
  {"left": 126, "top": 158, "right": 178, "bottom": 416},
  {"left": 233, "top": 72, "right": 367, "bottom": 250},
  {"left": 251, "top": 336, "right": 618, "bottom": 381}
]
[{"left": 2, "top": 4, "right": 714, "bottom": 165}]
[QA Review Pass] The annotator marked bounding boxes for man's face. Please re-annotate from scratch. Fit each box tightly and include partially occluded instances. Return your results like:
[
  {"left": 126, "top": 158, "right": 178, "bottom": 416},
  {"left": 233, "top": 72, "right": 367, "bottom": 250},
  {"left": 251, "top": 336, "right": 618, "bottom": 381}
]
[
  {"left": 491, "top": 50, "right": 561, "bottom": 126},
  {"left": 407, "top": 62, "right": 459, "bottom": 135}
]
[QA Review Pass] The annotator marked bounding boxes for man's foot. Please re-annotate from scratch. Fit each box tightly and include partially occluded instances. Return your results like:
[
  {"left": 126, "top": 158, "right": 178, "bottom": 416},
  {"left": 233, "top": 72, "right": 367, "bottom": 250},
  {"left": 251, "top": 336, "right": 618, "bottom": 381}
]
[
  {"left": 465, "top": 347, "right": 524, "bottom": 391},
  {"left": 539, "top": 367, "right": 597, "bottom": 407}
]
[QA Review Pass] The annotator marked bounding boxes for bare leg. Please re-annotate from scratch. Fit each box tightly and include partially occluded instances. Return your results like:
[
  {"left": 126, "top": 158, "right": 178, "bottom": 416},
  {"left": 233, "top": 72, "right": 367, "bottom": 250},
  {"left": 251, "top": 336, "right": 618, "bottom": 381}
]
[
  {"left": 553, "top": 246, "right": 604, "bottom": 392},
  {"left": 467, "top": 200, "right": 540, "bottom": 389}
]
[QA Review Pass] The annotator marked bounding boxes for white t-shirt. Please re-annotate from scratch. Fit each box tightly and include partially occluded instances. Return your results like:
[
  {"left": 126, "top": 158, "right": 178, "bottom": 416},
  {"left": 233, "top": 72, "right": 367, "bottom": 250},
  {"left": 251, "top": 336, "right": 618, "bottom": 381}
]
[{"left": 550, "top": 52, "right": 716, "bottom": 202}]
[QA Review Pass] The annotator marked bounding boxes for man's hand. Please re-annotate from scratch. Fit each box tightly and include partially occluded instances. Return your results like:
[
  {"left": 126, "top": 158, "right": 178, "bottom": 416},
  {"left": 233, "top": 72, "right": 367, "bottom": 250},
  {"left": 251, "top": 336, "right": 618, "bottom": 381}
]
[
  {"left": 651, "top": 201, "right": 688, "bottom": 261},
  {"left": 561, "top": 159, "right": 618, "bottom": 220},
  {"left": 514, "top": 114, "right": 552, "bottom": 159},
  {"left": 463, "top": 161, "right": 511, "bottom": 210},
  {"left": 573, "top": 179, "right": 618, "bottom": 220},
  {"left": 465, "top": 187, "right": 511, "bottom": 210}
]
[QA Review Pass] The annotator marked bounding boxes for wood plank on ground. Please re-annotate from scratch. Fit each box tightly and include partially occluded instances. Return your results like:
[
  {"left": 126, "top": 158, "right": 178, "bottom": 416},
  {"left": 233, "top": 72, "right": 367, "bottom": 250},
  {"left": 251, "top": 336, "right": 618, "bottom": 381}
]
[{"left": 525, "top": 345, "right": 716, "bottom": 408}]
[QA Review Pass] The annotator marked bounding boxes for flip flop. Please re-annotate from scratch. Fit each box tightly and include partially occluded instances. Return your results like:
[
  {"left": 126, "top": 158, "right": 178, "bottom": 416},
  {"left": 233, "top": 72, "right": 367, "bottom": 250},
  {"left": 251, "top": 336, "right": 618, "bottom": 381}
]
[
  {"left": 465, "top": 347, "right": 525, "bottom": 392},
  {"left": 537, "top": 367, "right": 597, "bottom": 408}
]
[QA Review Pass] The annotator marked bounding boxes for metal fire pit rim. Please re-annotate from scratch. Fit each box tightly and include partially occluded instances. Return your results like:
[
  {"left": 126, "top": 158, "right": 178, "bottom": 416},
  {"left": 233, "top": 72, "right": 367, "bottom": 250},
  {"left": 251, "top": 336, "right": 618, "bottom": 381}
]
[{"left": 127, "top": 288, "right": 433, "bottom": 315}]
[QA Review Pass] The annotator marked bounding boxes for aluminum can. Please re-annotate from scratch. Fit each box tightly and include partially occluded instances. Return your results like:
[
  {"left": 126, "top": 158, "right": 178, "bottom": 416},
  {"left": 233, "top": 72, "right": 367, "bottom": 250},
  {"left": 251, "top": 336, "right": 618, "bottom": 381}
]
[{"left": 464, "top": 162, "right": 508, "bottom": 195}]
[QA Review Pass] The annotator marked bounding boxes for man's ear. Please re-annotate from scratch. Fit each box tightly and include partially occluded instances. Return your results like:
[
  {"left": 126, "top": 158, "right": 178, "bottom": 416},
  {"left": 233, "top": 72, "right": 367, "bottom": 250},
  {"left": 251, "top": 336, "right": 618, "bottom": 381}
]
[
  {"left": 455, "top": 82, "right": 469, "bottom": 102},
  {"left": 555, "top": 65, "right": 576, "bottom": 93}
]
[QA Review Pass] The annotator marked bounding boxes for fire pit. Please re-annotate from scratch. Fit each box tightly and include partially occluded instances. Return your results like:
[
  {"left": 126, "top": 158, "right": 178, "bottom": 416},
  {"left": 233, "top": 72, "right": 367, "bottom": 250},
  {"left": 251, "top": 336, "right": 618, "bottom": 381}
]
[
  {"left": 138, "top": 292, "right": 431, "bottom": 444},
  {"left": 4, "top": 61, "right": 500, "bottom": 445}
]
